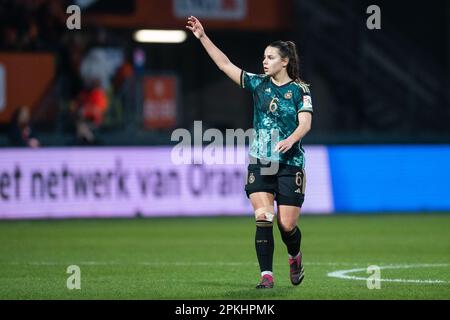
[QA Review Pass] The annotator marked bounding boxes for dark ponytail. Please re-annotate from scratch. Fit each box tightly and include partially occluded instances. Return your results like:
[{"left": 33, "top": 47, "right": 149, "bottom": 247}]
[{"left": 269, "top": 40, "right": 306, "bottom": 84}]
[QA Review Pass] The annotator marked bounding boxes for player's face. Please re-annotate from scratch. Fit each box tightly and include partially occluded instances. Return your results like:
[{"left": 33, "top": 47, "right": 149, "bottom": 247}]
[{"left": 263, "top": 46, "right": 288, "bottom": 76}]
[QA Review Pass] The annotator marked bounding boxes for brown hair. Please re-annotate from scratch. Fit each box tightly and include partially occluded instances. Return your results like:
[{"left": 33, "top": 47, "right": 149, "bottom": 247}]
[{"left": 269, "top": 40, "right": 306, "bottom": 84}]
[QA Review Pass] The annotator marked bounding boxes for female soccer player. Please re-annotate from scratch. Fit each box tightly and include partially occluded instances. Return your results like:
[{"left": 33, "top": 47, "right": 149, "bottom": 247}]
[{"left": 186, "top": 16, "right": 313, "bottom": 289}]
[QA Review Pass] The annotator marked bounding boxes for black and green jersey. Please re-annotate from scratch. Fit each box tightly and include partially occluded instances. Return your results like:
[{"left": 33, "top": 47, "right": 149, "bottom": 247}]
[{"left": 241, "top": 70, "right": 313, "bottom": 168}]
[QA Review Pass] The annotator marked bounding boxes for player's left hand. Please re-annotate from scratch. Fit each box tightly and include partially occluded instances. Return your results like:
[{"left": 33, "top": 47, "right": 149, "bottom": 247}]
[{"left": 275, "top": 138, "right": 296, "bottom": 153}]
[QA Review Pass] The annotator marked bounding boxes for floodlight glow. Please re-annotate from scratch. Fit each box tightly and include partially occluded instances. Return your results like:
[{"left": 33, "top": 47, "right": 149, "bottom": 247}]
[{"left": 134, "top": 30, "right": 187, "bottom": 43}]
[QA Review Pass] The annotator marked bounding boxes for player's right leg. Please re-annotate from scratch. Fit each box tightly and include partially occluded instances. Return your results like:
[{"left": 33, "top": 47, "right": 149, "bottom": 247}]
[
  {"left": 250, "top": 192, "right": 276, "bottom": 289},
  {"left": 245, "top": 160, "right": 277, "bottom": 289}
]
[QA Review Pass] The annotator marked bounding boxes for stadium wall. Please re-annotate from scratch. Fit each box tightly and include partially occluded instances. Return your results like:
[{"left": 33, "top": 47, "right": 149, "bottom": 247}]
[{"left": 0, "top": 145, "right": 449, "bottom": 219}]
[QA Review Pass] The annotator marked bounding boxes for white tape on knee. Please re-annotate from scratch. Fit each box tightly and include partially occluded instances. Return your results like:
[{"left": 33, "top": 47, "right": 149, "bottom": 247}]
[{"left": 255, "top": 206, "right": 275, "bottom": 223}]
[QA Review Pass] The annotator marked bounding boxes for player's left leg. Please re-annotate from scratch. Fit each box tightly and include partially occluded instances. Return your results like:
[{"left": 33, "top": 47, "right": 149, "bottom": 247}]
[
  {"left": 276, "top": 165, "right": 306, "bottom": 286},
  {"left": 277, "top": 206, "right": 304, "bottom": 286}
]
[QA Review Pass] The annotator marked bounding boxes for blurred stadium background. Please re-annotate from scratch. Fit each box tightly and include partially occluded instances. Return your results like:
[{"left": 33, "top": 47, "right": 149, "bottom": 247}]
[{"left": 0, "top": 0, "right": 449, "bottom": 300}]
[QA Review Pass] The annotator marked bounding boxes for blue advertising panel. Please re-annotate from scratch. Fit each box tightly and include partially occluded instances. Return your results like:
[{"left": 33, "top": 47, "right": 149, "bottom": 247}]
[{"left": 329, "top": 146, "right": 450, "bottom": 212}]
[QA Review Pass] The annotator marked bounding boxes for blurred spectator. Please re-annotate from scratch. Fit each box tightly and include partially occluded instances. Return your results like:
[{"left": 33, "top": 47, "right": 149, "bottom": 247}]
[
  {"left": 22, "top": 19, "right": 42, "bottom": 50},
  {"left": 70, "top": 79, "right": 108, "bottom": 144},
  {"left": 112, "top": 57, "right": 134, "bottom": 93},
  {"left": 80, "top": 47, "right": 117, "bottom": 91},
  {"left": 0, "top": 0, "right": 64, "bottom": 51},
  {"left": 59, "top": 33, "right": 86, "bottom": 101},
  {"left": 35, "top": 0, "right": 65, "bottom": 50},
  {"left": 8, "top": 106, "right": 40, "bottom": 148},
  {"left": 2, "top": 26, "right": 20, "bottom": 50}
]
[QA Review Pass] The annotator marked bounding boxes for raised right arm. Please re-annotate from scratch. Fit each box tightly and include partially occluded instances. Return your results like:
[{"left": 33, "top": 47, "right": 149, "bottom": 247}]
[{"left": 186, "top": 16, "right": 242, "bottom": 86}]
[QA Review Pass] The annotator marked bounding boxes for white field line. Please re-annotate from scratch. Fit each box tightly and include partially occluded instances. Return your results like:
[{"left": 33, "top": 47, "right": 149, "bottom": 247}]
[
  {"left": 327, "top": 264, "right": 450, "bottom": 284},
  {"left": 1, "top": 261, "right": 361, "bottom": 267}
]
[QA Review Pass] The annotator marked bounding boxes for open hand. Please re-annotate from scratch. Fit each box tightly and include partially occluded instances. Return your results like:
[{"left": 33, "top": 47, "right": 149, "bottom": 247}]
[
  {"left": 186, "top": 16, "right": 205, "bottom": 39},
  {"left": 275, "top": 138, "right": 295, "bottom": 154}
]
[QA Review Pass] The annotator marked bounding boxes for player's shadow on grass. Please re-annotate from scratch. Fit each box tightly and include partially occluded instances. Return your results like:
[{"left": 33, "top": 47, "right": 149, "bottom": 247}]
[
  {"left": 179, "top": 280, "right": 295, "bottom": 300},
  {"left": 222, "top": 287, "right": 295, "bottom": 300},
  {"left": 188, "top": 280, "right": 295, "bottom": 299}
]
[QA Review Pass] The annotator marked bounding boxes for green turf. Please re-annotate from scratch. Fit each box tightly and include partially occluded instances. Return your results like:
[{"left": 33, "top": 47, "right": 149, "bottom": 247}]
[{"left": 0, "top": 214, "right": 449, "bottom": 299}]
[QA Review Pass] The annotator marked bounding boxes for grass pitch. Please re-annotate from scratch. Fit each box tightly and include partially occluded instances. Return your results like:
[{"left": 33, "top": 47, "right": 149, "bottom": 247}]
[{"left": 0, "top": 214, "right": 449, "bottom": 300}]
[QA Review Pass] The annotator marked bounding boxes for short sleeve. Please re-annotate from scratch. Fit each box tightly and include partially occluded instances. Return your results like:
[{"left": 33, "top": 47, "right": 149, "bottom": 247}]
[
  {"left": 240, "top": 70, "right": 266, "bottom": 92},
  {"left": 296, "top": 82, "right": 313, "bottom": 114}
]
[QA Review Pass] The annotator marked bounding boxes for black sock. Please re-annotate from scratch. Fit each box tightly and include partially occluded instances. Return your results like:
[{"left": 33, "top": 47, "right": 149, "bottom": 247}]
[
  {"left": 280, "top": 226, "right": 301, "bottom": 257},
  {"left": 255, "top": 225, "right": 274, "bottom": 273}
]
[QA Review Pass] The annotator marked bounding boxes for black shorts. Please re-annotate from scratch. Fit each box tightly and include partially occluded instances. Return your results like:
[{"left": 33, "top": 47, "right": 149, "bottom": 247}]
[{"left": 245, "top": 158, "right": 306, "bottom": 207}]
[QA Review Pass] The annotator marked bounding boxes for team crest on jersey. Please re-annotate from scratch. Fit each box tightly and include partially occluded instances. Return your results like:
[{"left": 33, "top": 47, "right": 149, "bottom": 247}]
[
  {"left": 284, "top": 91, "right": 293, "bottom": 99},
  {"left": 248, "top": 173, "right": 255, "bottom": 184}
]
